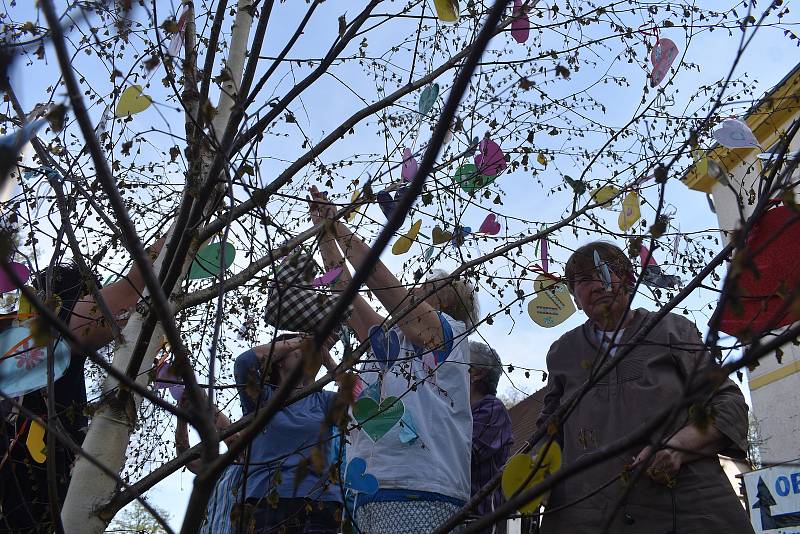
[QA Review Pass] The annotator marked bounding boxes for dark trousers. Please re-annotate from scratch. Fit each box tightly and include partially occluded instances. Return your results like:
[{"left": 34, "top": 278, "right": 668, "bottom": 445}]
[{"left": 246, "top": 498, "right": 341, "bottom": 533}]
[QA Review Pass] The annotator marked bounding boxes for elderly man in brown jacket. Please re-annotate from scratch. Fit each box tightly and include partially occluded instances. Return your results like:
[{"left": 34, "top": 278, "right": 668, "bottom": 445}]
[{"left": 536, "top": 242, "right": 754, "bottom": 534}]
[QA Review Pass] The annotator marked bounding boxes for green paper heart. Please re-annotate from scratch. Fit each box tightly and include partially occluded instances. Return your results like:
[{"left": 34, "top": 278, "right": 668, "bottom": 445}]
[
  {"left": 454, "top": 163, "right": 497, "bottom": 193},
  {"left": 188, "top": 242, "right": 236, "bottom": 280},
  {"left": 418, "top": 83, "right": 439, "bottom": 115},
  {"left": 353, "top": 396, "right": 404, "bottom": 442}
]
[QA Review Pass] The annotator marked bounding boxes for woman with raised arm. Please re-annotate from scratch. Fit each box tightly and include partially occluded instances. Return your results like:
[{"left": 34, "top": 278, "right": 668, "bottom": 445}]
[
  {"left": 308, "top": 186, "right": 479, "bottom": 534},
  {"left": 0, "top": 237, "right": 164, "bottom": 534},
  {"left": 233, "top": 334, "right": 344, "bottom": 533},
  {"left": 535, "top": 241, "right": 753, "bottom": 534}
]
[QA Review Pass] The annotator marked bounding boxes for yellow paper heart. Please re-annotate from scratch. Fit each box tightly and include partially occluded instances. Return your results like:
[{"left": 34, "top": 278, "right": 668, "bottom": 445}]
[
  {"left": 502, "top": 441, "right": 562, "bottom": 513},
  {"left": 433, "top": 0, "right": 459, "bottom": 22},
  {"left": 346, "top": 190, "right": 362, "bottom": 223},
  {"left": 537, "top": 153, "right": 548, "bottom": 167},
  {"left": 431, "top": 225, "right": 453, "bottom": 245},
  {"left": 618, "top": 192, "right": 641, "bottom": 231},
  {"left": 26, "top": 420, "right": 47, "bottom": 464},
  {"left": 16, "top": 287, "right": 36, "bottom": 323},
  {"left": 392, "top": 219, "right": 422, "bottom": 255},
  {"left": 115, "top": 85, "right": 153, "bottom": 117},
  {"left": 528, "top": 275, "right": 575, "bottom": 328},
  {"left": 590, "top": 185, "right": 619, "bottom": 205}
]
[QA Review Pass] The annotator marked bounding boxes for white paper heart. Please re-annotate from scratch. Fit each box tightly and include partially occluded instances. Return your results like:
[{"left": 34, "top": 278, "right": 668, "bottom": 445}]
[{"left": 712, "top": 119, "right": 759, "bottom": 149}]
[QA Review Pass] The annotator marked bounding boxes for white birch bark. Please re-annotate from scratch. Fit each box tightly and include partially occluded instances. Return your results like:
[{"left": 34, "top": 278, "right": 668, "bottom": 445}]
[{"left": 60, "top": 2, "right": 254, "bottom": 531}]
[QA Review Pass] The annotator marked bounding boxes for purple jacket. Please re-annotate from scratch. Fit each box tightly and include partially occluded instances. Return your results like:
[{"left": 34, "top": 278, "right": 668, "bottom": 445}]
[{"left": 471, "top": 394, "right": 513, "bottom": 533}]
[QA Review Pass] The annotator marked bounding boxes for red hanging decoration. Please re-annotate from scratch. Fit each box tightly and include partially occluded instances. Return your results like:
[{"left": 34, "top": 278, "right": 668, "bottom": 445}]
[{"left": 718, "top": 205, "right": 800, "bottom": 338}]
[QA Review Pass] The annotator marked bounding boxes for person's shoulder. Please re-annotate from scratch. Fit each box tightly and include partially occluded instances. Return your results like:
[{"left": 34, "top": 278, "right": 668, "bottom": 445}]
[
  {"left": 547, "top": 321, "right": 585, "bottom": 356},
  {"left": 649, "top": 309, "right": 700, "bottom": 335}
]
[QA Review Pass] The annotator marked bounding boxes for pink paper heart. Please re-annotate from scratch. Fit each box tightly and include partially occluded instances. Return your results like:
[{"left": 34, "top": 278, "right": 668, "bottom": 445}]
[
  {"left": 639, "top": 245, "right": 658, "bottom": 268},
  {"left": 475, "top": 138, "right": 507, "bottom": 176},
  {"left": 167, "top": 6, "right": 190, "bottom": 57},
  {"left": 511, "top": 0, "right": 530, "bottom": 43},
  {"left": 0, "top": 262, "right": 30, "bottom": 293},
  {"left": 401, "top": 148, "right": 418, "bottom": 182},
  {"left": 649, "top": 38, "right": 679, "bottom": 87},
  {"left": 313, "top": 267, "right": 343, "bottom": 287},
  {"left": 712, "top": 119, "right": 759, "bottom": 149},
  {"left": 479, "top": 213, "right": 501, "bottom": 235}
]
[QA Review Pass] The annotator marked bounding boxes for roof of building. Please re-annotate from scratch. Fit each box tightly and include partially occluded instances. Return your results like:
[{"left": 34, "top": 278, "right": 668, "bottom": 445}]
[{"left": 506, "top": 387, "right": 547, "bottom": 454}]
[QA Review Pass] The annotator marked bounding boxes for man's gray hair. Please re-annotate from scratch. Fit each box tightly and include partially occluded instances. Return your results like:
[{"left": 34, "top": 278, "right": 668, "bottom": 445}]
[{"left": 469, "top": 341, "right": 503, "bottom": 395}]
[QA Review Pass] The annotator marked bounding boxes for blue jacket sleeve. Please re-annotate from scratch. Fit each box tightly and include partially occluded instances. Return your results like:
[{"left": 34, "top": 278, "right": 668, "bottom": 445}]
[{"left": 234, "top": 349, "right": 260, "bottom": 415}]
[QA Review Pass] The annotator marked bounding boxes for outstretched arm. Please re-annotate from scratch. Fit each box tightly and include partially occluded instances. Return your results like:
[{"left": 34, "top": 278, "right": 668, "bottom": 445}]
[
  {"left": 308, "top": 186, "right": 443, "bottom": 349},
  {"left": 69, "top": 236, "right": 166, "bottom": 351}
]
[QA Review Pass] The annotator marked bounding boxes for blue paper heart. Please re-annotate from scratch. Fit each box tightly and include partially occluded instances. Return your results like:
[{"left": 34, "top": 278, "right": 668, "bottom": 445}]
[
  {"left": 368, "top": 325, "right": 400, "bottom": 370},
  {"left": 345, "top": 457, "right": 379, "bottom": 494},
  {"left": 451, "top": 226, "right": 472, "bottom": 248}
]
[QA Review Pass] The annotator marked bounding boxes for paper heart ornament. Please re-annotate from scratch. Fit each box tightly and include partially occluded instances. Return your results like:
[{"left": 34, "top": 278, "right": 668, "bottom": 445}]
[
  {"left": 618, "top": 192, "right": 641, "bottom": 231},
  {"left": 451, "top": 226, "right": 471, "bottom": 248},
  {"left": 649, "top": 38, "right": 679, "bottom": 87},
  {"left": 475, "top": 138, "right": 507, "bottom": 176},
  {"left": 0, "top": 262, "right": 30, "bottom": 293},
  {"left": 642, "top": 264, "right": 680, "bottom": 289},
  {"left": 188, "top": 242, "right": 236, "bottom": 279},
  {"left": 377, "top": 187, "right": 409, "bottom": 220},
  {"left": 313, "top": 267, "right": 342, "bottom": 287},
  {"left": 167, "top": 5, "right": 190, "bottom": 57},
  {"left": 402, "top": 148, "right": 418, "bottom": 182},
  {"left": 16, "top": 290, "right": 36, "bottom": 323},
  {"left": 639, "top": 245, "right": 657, "bottom": 268},
  {"left": 345, "top": 457, "right": 379, "bottom": 494},
  {"left": 692, "top": 147, "right": 725, "bottom": 183},
  {"left": 712, "top": 119, "right": 759, "bottom": 149},
  {"left": 419, "top": 83, "right": 440, "bottom": 115},
  {"left": 594, "top": 250, "right": 613, "bottom": 292},
  {"left": 501, "top": 442, "right": 562, "bottom": 513},
  {"left": 478, "top": 213, "right": 501, "bottom": 235},
  {"left": 540, "top": 238, "right": 549, "bottom": 273},
  {"left": 537, "top": 153, "right": 548, "bottom": 167},
  {"left": 511, "top": 0, "right": 530, "bottom": 43},
  {"left": 527, "top": 275, "right": 575, "bottom": 328},
  {"left": 590, "top": 185, "right": 619, "bottom": 205},
  {"left": 433, "top": 0, "right": 459, "bottom": 22},
  {"left": 353, "top": 396, "right": 405, "bottom": 441},
  {"left": 115, "top": 85, "right": 153, "bottom": 117},
  {"left": 26, "top": 420, "right": 47, "bottom": 463},
  {"left": 347, "top": 189, "right": 363, "bottom": 223},
  {"left": 154, "top": 362, "right": 185, "bottom": 402},
  {"left": 432, "top": 225, "right": 453, "bottom": 245},
  {"left": 455, "top": 163, "right": 497, "bottom": 193},
  {"left": 399, "top": 410, "right": 419, "bottom": 444},
  {"left": 368, "top": 325, "right": 401, "bottom": 370},
  {"left": 424, "top": 246, "right": 435, "bottom": 261},
  {"left": 392, "top": 219, "right": 422, "bottom": 255}
]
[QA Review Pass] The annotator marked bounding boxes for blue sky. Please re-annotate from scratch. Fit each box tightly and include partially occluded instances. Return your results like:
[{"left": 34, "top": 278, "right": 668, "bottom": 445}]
[{"left": 7, "top": 0, "right": 800, "bottom": 529}]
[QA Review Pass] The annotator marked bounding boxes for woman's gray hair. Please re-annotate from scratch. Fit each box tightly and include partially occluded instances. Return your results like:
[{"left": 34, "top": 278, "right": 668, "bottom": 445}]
[
  {"left": 469, "top": 341, "right": 503, "bottom": 395},
  {"left": 426, "top": 269, "right": 479, "bottom": 329}
]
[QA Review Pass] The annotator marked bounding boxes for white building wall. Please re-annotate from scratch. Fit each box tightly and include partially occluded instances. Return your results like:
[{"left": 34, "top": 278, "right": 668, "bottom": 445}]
[{"left": 709, "top": 126, "right": 800, "bottom": 467}]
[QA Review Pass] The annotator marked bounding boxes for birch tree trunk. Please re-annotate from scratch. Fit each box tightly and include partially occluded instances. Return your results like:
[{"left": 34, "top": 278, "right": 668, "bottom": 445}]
[{"left": 60, "top": 2, "right": 255, "bottom": 531}]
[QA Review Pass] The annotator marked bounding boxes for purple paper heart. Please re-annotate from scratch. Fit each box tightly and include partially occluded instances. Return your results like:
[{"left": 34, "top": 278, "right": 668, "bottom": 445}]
[
  {"left": 402, "top": 148, "right": 418, "bottom": 182},
  {"left": 377, "top": 187, "right": 409, "bottom": 220},
  {"left": 0, "top": 262, "right": 30, "bottom": 293},
  {"left": 511, "top": 0, "right": 530, "bottom": 43},
  {"left": 154, "top": 363, "right": 185, "bottom": 403},
  {"left": 478, "top": 213, "right": 501, "bottom": 235},
  {"left": 475, "top": 138, "right": 507, "bottom": 176},
  {"left": 313, "top": 267, "right": 343, "bottom": 287}
]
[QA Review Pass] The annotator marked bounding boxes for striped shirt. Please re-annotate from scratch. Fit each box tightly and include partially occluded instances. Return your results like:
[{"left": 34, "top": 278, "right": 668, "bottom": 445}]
[{"left": 199, "top": 463, "right": 243, "bottom": 534}]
